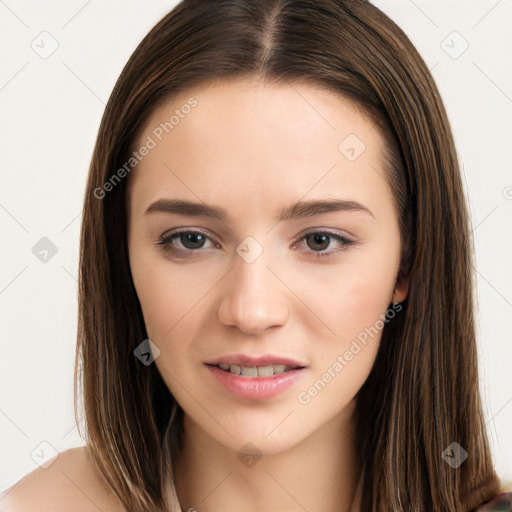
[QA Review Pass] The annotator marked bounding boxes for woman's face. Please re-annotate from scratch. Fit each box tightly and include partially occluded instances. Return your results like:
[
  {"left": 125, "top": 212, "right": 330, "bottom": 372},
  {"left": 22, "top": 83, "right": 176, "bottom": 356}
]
[{"left": 128, "top": 78, "right": 407, "bottom": 454}]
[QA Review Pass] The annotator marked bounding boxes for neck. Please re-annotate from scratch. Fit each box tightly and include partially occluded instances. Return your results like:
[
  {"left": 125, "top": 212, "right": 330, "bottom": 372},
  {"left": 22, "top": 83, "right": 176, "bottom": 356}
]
[{"left": 174, "top": 403, "right": 361, "bottom": 512}]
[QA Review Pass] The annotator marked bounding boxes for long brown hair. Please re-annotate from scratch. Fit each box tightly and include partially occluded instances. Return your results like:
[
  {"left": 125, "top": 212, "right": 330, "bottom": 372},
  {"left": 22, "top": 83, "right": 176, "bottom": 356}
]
[{"left": 75, "top": 1, "right": 501, "bottom": 510}]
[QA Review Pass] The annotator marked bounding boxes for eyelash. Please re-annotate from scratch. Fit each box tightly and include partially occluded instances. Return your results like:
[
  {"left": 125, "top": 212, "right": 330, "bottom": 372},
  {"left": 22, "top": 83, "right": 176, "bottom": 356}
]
[{"left": 157, "top": 228, "right": 355, "bottom": 259}]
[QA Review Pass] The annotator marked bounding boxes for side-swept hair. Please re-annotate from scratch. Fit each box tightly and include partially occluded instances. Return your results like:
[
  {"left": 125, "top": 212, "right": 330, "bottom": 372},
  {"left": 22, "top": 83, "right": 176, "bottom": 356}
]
[{"left": 75, "top": 1, "right": 500, "bottom": 510}]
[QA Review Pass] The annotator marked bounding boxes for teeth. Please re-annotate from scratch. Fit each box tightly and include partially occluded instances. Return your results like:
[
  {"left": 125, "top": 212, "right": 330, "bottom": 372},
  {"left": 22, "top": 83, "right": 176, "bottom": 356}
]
[
  {"left": 257, "top": 365, "right": 274, "bottom": 377},
  {"left": 217, "top": 363, "right": 293, "bottom": 377},
  {"left": 230, "top": 364, "right": 241, "bottom": 375},
  {"left": 241, "top": 366, "right": 258, "bottom": 377}
]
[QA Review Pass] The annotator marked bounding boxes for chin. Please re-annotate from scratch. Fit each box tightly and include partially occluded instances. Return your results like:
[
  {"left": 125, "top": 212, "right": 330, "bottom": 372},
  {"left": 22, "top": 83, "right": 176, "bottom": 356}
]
[{"left": 217, "top": 411, "right": 319, "bottom": 454}]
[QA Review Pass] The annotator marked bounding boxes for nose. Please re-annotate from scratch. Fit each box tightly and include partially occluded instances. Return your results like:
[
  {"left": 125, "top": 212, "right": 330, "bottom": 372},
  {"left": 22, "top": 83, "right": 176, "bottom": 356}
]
[{"left": 217, "top": 248, "right": 290, "bottom": 334}]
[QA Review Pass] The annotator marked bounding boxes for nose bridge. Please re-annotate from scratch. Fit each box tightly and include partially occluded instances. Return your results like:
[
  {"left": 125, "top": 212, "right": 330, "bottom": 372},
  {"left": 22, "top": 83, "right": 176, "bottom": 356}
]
[{"left": 217, "top": 236, "right": 290, "bottom": 333}]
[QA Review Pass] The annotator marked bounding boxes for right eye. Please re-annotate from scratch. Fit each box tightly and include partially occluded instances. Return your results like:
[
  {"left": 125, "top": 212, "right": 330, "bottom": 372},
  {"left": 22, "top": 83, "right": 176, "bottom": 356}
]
[{"left": 158, "top": 228, "right": 219, "bottom": 257}]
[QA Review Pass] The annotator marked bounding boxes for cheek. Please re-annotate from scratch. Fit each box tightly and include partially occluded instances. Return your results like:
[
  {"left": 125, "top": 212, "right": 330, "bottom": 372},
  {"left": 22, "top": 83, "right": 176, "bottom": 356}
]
[
  {"left": 129, "top": 249, "right": 179, "bottom": 338},
  {"left": 298, "top": 273, "right": 398, "bottom": 414},
  {"left": 129, "top": 248, "right": 218, "bottom": 352},
  {"left": 333, "top": 259, "right": 395, "bottom": 333},
  {"left": 303, "top": 233, "right": 400, "bottom": 373},
  {"left": 298, "top": 237, "right": 400, "bottom": 341}
]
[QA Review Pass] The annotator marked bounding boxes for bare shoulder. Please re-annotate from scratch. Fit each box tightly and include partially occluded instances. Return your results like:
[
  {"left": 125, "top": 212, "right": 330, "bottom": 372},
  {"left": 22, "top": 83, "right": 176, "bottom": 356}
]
[{"left": 0, "top": 446, "right": 125, "bottom": 512}]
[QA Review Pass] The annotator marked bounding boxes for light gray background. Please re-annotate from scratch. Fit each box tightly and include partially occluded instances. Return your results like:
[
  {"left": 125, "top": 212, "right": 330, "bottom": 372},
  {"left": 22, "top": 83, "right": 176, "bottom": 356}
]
[{"left": 1, "top": 0, "right": 511, "bottom": 492}]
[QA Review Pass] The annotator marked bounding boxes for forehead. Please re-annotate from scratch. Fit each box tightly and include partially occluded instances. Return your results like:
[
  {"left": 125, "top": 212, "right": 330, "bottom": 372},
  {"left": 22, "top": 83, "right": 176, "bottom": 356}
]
[{"left": 128, "top": 78, "right": 392, "bottom": 219}]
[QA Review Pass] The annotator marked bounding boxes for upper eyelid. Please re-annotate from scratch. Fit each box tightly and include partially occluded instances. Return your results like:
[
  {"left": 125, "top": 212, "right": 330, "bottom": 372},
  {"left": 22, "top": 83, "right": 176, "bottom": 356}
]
[
  {"left": 158, "top": 227, "right": 355, "bottom": 248},
  {"left": 159, "top": 227, "right": 218, "bottom": 245}
]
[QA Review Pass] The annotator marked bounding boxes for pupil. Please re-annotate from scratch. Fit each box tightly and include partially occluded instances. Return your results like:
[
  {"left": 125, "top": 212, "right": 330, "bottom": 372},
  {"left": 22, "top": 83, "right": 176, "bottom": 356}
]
[
  {"left": 182, "top": 233, "right": 205, "bottom": 249},
  {"left": 308, "top": 233, "right": 329, "bottom": 251}
]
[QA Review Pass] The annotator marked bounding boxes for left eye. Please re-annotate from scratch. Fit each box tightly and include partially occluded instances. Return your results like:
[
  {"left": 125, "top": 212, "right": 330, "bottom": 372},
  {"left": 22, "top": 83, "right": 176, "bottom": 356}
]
[
  {"left": 293, "top": 231, "right": 355, "bottom": 258},
  {"left": 295, "top": 231, "right": 354, "bottom": 257},
  {"left": 157, "top": 229, "right": 355, "bottom": 258}
]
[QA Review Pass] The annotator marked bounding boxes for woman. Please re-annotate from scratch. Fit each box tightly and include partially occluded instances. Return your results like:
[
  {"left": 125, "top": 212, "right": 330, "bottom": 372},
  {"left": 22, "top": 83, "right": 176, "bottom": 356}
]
[{"left": 3, "top": 0, "right": 510, "bottom": 511}]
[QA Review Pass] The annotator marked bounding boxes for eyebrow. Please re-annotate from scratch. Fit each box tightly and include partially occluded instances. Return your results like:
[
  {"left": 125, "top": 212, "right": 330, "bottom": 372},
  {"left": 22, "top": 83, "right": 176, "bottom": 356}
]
[{"left": 144, "top": 197, "right": 375, "bottom": 221}]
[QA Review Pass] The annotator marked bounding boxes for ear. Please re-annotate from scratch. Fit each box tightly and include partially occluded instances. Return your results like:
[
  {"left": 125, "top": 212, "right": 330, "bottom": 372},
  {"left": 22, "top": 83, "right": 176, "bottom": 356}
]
[{"left": 392, "top": 274, "right": 409, "bottom": 304}]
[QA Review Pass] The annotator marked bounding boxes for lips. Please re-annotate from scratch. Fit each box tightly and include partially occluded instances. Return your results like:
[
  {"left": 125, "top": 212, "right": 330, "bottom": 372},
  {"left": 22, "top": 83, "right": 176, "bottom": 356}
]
[
  {"left": 206, "top": 364, "right": 305, "bottom": 399},
  {"left": 205, "top": 353, "right": 308, "bottom": 399}
]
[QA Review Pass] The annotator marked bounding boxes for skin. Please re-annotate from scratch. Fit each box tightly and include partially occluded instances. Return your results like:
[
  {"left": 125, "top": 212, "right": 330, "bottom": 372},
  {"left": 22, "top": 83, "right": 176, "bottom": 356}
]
[
  {"left": 1, "top": 79, "right": 408, "bottom": 512},
  {"left": 127, "top": 78, "right": 408, "bottom": 512},
  {"left": 0, "top": 447, "right": 125, "bottom": 511}
]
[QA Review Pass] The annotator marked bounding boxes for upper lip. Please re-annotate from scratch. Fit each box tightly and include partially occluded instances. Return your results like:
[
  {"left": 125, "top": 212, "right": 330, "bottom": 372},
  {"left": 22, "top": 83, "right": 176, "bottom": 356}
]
[{"left": 206, "top": 353, "right": 307, "bottom": 369}]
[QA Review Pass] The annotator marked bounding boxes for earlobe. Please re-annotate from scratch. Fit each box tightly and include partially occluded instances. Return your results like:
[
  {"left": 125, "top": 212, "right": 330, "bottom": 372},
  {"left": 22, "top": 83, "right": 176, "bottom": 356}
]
[{"left": 392, "top": 276, "right": 409, "bottom": 304}]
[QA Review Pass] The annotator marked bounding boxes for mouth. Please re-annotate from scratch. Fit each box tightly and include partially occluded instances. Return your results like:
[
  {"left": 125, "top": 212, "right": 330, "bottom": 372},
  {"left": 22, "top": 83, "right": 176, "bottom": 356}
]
[
  {"left": 205, "top": 354, "right": 307, "bottom": 378},
  {"left": 205, "top": 355, "right": 307, "bottom": 400},
  {"left": 207, "top": 362, "right": 303, "bottom": 377}
]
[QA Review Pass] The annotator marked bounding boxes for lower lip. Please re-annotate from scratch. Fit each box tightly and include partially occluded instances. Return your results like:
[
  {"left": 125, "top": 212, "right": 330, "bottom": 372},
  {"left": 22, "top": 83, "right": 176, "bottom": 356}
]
[{"left": 206, "top": 365, "right": 305, "bottom": 400}]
